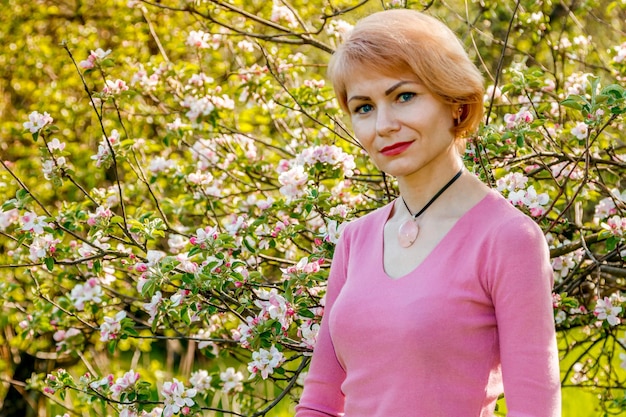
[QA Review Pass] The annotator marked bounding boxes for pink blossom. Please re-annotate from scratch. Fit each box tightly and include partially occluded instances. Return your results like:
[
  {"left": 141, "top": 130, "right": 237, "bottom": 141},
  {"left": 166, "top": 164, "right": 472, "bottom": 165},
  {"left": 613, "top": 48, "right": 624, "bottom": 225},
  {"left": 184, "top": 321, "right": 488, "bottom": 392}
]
[
  {"left": 187, "top": 73, "right": 214, "bottom": 88},
  {"left": 53, "top": 328, "right": 82, "bottom": 351},
  {"left": 551, "top": 248, "right": 584, "bottom": 281},
  {"left": 170, "top": 290, "right": 190, "bottom": 307},
  {"left": 131, "top": 64, "right": 160, "bottom": 91},
  {"left": 496, "top": 172, "right": 528, "bottom": 193},
  {"left": 295, "top": 145, "right": 356, "bottom": 175},
  {"left": 276, "top": 159, "right": 291, "bottom": 173},
  {"left": 219, "top": 367, "right": 244, "bottom": 393},
  {"left": 323, "top": 219, "right": 345, "bottom": 244},
  {"left": 614, "top": 42, "right": 626, "bottom": 63},
  {"left": 571, "top": 121, "right": 588, "bottom": 140},
  {"left": 247, "top": 345, "right": 285, "bottom": 379},
  {"left": 23, "top": 111, "right": 53, "bottom": 133},
  {"left": 78, "top": 48, "right": 112, "bottom": 69},
  {"left": 601, "top": 216, "right": 626, "bottom": 236},
  {"left": 225, "top": 215, "right": 247, "bottom": 236},
  {"left": 550, "top": 161, "right": 583, "bottom": 180},
  {"left": 298, "top": 322, "right": 320, "bottom": 350},
  {"left": 237, "top": 40, "right": 255, "bottom": 52},
  {"left": 594, "top": 296, "right": 622, "bottom": 326},
  {"left": 87, "top": 205, "right": 113, "bottom": 226},
  {"left": 507, "top": 189, "right": 526, "bottom": 206},
  {"left": 190, "top": 226, "right": 219, "bottom": 246},
  {"left": 195, "top": 328, "right": 218, "bottom": 351},
  {"left": 278, "top": 165, "right": 308, "bottom": 200},
  {"left": 100, "top": 310, "right": 126, "bottom": 341},
  {"left": 166, "top": 117, "right": 187, "bottom": 131},
  {"left": 522, "top": 186, "right": 550, "bottom": 217},
  {"left": 189, "top": 370, "right": 212, "bottom": 393},
  {"left": 89, "top": 375, "right": 114, "bottom": 391},
  {"left": 148, "top": 156, "right": 177, "bottom": 174},
  {"left": 186, "top": 30, "right": 218, "bottom": 49},
  {"left": 187, "top": 170, "right": 213, "bottom": 186},
  {"left": 0, "top": 208, "right": 18, "bottom": 231},
  {"left": 135, "top": 250, "right": 166, "bottom": 278},
  {"left": 161, "top": 378, "right": 196, "bottom": 417},
  {"left": 70, "top": 278, "right": 103, "bottom": 311},
  {"left": 47, "top": 138, "right": 66, "bottom": 151},
  {"left": 594, "top": 196, "right": 618, "bottom": 220},
  {"left": 102, "top": 79, "right": 129, "bottom": 95},
  {"left": 232, "top": 316, "right": 256, "bottom": 349},
  {"left": 176, "top": 253, "right": 198, "bottom": 273},
  {"left": 118, "top": 407, "right": 139, "bottom": 417},
  {"left": 303, "top": 79, "right": 325, "bottom": 89},
  {"left": 29, "top": 234, "right": 58, "bottom": 262},
  {"left": 270, "top": 0, "right": 298, "bottom": 27},
  {"left": 254, "top": 288, "right": 292, "bottom": 329},
  {"left": 181, "top": 95, "right": 215, "bottom": 121},
  {"left": 503, "top": 109, "right": 533, "bottom": 129},
  {"left": 329, "top": 204, "right": 349, "bottom": 218},
  {"left": 21, "top": 211, "right": 49, "bottom": 234},
  {"left": 143, "top": 291, "right": 162, "bottom": 323},
  {"left": 111, "top": 369, "right": 140, "bottom": 400},
  {"left": 42, "top": 157, "right": 67, "bottom": 180},
  {"left": 325, "top": 19, "right": 353, "bottom": 41},
  {"left": 91, "top": 129, "right": 120, "bottom": 168},
  {"left": 564, "top": 72, "right": 592, "bottom": 96}
]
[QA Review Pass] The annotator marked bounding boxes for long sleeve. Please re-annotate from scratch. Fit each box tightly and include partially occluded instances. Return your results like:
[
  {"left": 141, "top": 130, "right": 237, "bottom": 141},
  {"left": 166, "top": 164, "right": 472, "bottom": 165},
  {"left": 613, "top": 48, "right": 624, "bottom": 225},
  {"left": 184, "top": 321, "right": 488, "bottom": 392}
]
[
  {"left": 295, "top": 229, "right": 350, "bottom": 417},
  {"left": 295, "top": 193, "right": 562, "bottom": 416},
  {"left": 485, "top": 216, "right": 561, "bottom": 416}
]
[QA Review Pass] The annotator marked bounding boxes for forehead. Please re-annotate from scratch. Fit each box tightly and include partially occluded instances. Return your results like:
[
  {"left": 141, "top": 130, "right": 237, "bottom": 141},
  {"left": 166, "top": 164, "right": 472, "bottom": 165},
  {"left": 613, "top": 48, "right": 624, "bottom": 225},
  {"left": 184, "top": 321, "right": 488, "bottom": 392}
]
[{"left": 345, "top": 69, "right": 421, "bottom": 96}]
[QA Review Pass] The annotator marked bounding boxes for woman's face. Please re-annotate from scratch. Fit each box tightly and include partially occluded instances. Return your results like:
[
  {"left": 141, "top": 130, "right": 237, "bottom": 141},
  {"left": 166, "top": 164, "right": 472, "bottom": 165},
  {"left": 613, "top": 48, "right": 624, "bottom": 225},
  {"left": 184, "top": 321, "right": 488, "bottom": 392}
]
[{"left": 345, "top": 69, "right": 459, "bottom": 180}]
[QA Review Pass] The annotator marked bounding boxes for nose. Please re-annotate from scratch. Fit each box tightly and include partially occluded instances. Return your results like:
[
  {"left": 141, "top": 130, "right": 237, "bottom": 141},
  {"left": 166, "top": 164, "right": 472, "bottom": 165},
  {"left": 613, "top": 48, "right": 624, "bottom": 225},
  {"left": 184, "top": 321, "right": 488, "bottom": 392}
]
[{"left": 376, "top": 105, "right": 400, "bottom": 136}]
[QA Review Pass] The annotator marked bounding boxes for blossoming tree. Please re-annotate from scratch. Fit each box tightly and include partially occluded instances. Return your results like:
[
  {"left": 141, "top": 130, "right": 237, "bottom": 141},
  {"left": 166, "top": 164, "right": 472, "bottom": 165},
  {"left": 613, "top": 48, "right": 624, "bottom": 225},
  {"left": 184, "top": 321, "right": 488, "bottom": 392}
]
[{"left": 1, "top": 0, "right": 626, "bottom": 416}]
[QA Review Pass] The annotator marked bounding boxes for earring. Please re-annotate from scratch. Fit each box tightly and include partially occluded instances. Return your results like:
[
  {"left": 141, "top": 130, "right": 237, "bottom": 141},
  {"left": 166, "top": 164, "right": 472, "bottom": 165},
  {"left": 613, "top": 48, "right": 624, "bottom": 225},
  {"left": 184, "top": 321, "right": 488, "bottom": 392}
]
[{"left": 455, "top": 106, "right": 463, "bottom": 126}]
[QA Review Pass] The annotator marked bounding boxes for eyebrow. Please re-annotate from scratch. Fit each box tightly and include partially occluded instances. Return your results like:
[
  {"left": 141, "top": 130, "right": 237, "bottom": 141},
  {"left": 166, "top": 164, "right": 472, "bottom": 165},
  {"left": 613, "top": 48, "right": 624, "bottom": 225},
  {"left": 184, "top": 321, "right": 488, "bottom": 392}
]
[
  {"left": 385, "top": 80, "right": 413, "bottom": 96},
  {"left": 347, "top": 80, "right": 416, "bottom": 103}
]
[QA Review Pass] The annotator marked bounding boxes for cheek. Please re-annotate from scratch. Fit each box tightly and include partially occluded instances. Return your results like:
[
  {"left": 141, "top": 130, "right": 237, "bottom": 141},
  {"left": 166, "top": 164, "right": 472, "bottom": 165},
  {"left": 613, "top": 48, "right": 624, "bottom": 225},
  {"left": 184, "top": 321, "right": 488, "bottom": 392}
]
[{"left": 351, "top": 120, "right": 374, "bottom": 148}]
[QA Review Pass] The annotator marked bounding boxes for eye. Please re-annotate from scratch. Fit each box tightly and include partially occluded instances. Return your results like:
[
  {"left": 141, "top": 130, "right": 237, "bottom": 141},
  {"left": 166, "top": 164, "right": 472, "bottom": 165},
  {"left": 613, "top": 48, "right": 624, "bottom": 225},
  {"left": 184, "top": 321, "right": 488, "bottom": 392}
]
[
  {"left": 397, "top": 92, "right": 416, "bottom": 103},
  {"left": 354, "top": 103, "right": 374, "bottom": 115}
]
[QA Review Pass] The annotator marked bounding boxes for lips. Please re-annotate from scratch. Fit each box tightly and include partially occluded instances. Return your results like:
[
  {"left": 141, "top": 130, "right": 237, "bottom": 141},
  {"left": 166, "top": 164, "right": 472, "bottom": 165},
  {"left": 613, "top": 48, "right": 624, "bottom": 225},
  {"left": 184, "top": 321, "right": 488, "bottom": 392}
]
[{"left": 380, "top": 141, "right": 413, "bottom": 156}]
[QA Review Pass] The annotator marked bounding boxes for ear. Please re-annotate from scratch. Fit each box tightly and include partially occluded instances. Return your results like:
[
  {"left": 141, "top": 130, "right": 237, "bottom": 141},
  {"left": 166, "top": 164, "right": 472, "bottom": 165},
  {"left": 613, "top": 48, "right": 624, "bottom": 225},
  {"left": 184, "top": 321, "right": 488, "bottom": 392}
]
[{"left": 453, "top": 105, "right": 464, "bottom": 126}]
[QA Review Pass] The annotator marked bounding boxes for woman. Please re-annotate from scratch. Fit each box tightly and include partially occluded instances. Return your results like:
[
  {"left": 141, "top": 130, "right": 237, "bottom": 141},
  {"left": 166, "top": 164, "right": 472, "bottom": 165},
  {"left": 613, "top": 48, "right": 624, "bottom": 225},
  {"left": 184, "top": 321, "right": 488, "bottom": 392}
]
[{"left": 295, "top": 8, "right": 561, "bottom": 417}]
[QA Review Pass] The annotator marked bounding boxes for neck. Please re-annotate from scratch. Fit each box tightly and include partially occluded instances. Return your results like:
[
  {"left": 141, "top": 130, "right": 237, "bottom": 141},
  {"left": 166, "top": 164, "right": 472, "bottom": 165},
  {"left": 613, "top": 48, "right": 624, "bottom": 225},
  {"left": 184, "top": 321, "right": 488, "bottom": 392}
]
[{"left": 397, "top": 159, "right": 465, "bottom": 212}]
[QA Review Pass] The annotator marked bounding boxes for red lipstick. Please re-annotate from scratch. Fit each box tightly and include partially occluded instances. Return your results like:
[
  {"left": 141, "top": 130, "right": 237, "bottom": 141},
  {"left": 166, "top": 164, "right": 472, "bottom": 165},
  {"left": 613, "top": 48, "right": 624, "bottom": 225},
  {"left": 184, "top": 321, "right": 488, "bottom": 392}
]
[{"left": 380, "top": 141, "right": 413, "bottom": 156}]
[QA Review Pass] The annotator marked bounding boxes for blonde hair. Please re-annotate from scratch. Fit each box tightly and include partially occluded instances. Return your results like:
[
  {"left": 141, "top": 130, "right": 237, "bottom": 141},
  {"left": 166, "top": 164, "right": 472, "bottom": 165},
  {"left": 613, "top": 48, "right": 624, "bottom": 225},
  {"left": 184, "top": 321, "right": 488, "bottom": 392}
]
[{"left": 328, "top": 9, "right": 485, "bottom": 138}]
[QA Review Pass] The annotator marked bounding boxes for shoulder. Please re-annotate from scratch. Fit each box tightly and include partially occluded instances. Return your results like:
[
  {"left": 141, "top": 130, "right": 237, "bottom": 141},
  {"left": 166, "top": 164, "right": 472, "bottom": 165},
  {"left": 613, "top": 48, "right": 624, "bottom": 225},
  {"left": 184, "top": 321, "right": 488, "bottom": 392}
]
[
  {"left": 473, "top": 192, "right": 553, "bottom": 290},
  {"left": 473, "top": 190, "right": 545, "bottom": 242}
]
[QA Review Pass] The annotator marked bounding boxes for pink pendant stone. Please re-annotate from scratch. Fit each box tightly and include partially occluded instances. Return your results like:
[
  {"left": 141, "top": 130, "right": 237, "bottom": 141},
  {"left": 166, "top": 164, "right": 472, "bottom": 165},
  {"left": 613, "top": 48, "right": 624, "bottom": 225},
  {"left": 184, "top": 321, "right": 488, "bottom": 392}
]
[{"left": 398, "top": 219, "right": 419, "bottom": 248}]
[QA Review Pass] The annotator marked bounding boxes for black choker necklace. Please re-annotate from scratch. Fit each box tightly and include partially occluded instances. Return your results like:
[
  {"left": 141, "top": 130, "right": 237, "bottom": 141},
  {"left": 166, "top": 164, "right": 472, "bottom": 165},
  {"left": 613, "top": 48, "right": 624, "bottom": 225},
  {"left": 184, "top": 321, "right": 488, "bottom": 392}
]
[{"left": 397, "top": 169, "right": 464, "bottom": 248}]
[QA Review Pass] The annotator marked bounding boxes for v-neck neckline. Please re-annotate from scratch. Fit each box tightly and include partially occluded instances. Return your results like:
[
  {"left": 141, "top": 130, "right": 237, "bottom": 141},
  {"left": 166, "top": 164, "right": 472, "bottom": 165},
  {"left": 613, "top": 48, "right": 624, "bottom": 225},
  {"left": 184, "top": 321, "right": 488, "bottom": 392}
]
[{"left": 379, "top": 191, "right": 495, "bottom": 280}]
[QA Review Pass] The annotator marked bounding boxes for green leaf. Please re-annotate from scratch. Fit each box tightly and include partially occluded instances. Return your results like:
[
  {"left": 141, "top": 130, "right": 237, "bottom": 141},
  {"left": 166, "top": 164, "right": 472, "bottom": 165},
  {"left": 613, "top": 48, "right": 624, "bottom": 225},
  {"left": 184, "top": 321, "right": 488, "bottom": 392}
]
[
  {"left": 298, "top": 308, "right": 314, "bottom": 318},
  {"left": 606, "top": 236, "right": 618, "bottom": 251},
  {"left": 44, "top": 257, "right": 54, "bottom": 272},
  {"left": 188, "top": 246, "right": 202, "bottom": 257},
  {"left": 16, "top": 189, "right": 29, "bottom": 200},
  {"left": 561, "top": 97, "right": 584, "bottom": 111}
]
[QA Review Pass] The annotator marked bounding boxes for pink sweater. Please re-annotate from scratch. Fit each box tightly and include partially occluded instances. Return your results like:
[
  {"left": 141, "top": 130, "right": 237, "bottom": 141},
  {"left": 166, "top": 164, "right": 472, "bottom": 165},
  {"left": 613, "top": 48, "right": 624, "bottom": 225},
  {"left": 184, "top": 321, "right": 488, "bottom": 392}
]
[{"left": 296, "top": 190, "right": 561, "bottom": 416}]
